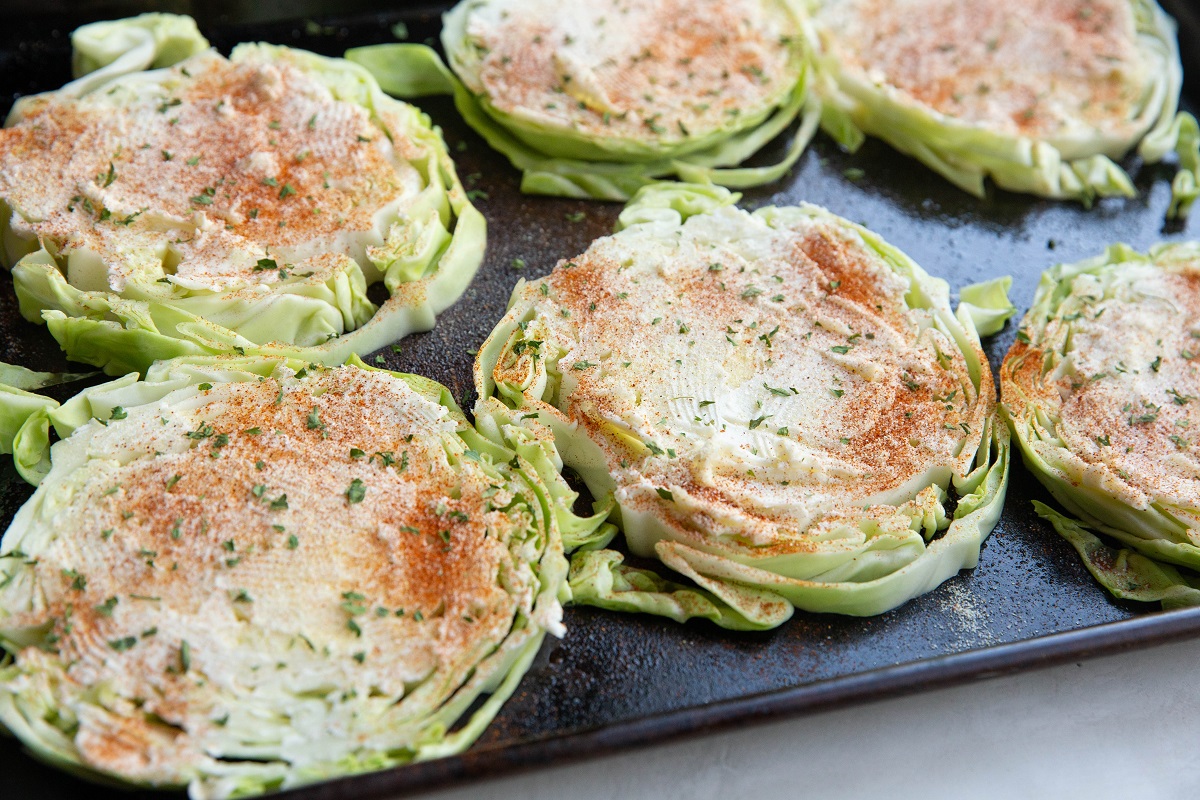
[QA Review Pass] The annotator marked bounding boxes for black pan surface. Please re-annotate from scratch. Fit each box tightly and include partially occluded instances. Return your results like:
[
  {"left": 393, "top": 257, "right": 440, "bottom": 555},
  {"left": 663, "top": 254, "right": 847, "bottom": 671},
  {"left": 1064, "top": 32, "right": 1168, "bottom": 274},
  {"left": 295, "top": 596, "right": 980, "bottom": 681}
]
[{"left": 3, "top": 3, "right": 1200, "bottom": 797}]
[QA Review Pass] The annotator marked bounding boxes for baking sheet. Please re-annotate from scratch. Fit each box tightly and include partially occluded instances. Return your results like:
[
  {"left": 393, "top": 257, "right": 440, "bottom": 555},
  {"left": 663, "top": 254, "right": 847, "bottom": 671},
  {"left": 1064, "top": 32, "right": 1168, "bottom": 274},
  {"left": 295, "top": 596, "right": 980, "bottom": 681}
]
[{"left": 3, "top": 3, "right": 1200, "bottom": 798}]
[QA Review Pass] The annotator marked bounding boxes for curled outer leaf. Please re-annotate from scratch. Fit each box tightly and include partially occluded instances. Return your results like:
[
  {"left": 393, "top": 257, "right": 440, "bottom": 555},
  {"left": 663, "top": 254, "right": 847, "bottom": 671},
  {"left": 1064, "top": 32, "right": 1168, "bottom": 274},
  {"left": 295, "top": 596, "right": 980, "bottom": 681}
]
[
  {"left": 958, "top": 276, "right": 1017, "bottom": 338},
  {"left": 474, "top": 183, "right": 1010, "bottom": 628},
  {"left": 347, "top": 0, "right": 821, "bottom": 201},
  {"left": 0, "top": 362, "right": 100, "bottom": 484},
  {"left": 65, "top": 12, "right": 210, "bottom": 90},
  {"left": 568, "top": 549, "right": 792, "bottom": 631},
  {"left": 1001, "top": 242, "right": 1200, "bottom": 605},
  {"left": 804, "top": 0, "right": 1200, "bottom": 219},
  {"left": 0, "top": 380, "right": 57, "bottom": 487},
  {"left": 2, "top": 15, "right": 485, "bottom": 376},
  {"left": 1035, "top": 502, "right": 1200, "bottom": 610},
  {"left": 0, "top": 354, "right": 612, "bottom": 796},
  {"left": 0, "top": 363, "right": 93, "bottom": 391}
]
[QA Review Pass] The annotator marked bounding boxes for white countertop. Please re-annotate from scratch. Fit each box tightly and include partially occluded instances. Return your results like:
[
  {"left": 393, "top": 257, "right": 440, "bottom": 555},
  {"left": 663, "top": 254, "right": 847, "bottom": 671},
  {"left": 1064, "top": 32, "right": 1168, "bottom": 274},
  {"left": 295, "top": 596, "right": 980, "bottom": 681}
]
[{"left": 417, "top": 634, "right": 1200, "bottom": 800}]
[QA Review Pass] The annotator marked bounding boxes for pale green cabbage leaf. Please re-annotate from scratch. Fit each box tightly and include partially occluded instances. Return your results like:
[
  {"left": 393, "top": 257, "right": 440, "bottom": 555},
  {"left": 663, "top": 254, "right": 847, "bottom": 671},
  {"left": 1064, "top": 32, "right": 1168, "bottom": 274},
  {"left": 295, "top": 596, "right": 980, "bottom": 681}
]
[
  {"left": 0, "top": 362, "right": 101, "bottom": 485},
  {"left": 959, "top": 276, "right": 1017, "bottom": 338},
  {"left": 1035, "top": 502, "right": 1200, "bottom": 609}
]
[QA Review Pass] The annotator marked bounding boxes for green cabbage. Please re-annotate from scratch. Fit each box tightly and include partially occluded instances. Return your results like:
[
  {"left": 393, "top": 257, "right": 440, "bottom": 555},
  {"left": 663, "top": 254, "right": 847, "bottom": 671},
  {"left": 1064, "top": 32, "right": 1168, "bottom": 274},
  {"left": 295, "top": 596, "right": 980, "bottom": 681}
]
[
  {"left": 0, "top": 354, "right": 611, "bottom": 797},
  {"left": 958, "top": 276, "right": 1017, "bottom": 338},
  {"left": 0, "top": 370, "right": 57, "bottom": 485},
  {"left": 1001, "top": 242, "right": 1200, "bottom": 608},
  {"left": 805, "top": 0, "right": 1200, "bottom": 218},
  {"left": 2, "top": 14, "right": 485, "bottom": 376},
  {"left": 0, "top": 362, "right": 99, "bottom": 484},
  {"left": 346, "top": 0, "right": 821, "bottom": 201},
  {"left": 1036, "top": 502, "right": 1200, "bottom": 609},
  {"left": 474, "top": 183, "right": 1010, "bottom": 627}
]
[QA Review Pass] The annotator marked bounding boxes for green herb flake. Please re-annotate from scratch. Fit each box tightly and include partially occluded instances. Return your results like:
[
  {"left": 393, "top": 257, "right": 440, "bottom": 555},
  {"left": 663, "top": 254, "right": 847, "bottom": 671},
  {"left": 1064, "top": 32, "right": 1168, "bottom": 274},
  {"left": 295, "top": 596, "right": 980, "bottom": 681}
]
[
  {"left": 62, "top": 569, "right": 87, "bottom": 591},
  {"left": 187, "top": 422, "right": 214, "bottom": 441},
  {"left": 1167, "top": 388, "right": 1195, "bottom": 406},
  {"left": 1129, "top": 411, "right": 1159, "bottom": 425},
  {"left": 758, "top": 325, "right": 780, "bottom": 348},
  {"left": 95, "top": 596, "right": 119, "bottom": 617},
  {"left": 109, "top": 636, "right": 138, "bottom": 652}
]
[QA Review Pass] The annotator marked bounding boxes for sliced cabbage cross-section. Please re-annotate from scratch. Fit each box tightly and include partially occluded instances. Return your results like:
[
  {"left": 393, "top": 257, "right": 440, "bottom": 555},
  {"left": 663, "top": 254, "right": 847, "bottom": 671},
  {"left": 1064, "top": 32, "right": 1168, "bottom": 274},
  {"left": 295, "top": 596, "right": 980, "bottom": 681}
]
[
  {"left": 474, "top": 184, "right": 1010, "bottom": 628},
  {"left": 0, "top": 14, "right": 485, "bottom": 375},
  {"left": 348, "top": 0, "right": 820, "bottom": 200},
  {"left": 805, "top": 0, "right": 1200, "bottom": 217},
  {"left": 1001, "top": 242, "right": 1200, "bottom": 608},
  {"left": 0, "top": 355, "right": 608, "bottom": 797}
]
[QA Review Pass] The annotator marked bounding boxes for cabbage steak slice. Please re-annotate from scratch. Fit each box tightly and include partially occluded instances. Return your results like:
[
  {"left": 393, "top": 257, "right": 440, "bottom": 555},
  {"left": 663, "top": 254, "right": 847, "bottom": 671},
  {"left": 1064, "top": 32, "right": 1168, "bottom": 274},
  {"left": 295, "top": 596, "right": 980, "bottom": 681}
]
[
  {"left": 474, "top": 184, "right": 1010, "bottom": 629},
  {"left": 805, "top": 0, "right": 1200, "bottom": 217},
  {"left": 1002, "top": 242, "right": 1200, "bottom": 609},
  {"left": 347, "top": 0, "right": 821, "bottom": 200},
  {"left": 0, "top": 14, "right": 485, "bottom": 375},
  {"left": 0, "top": 355, "right": 610, "bottom": 796}
]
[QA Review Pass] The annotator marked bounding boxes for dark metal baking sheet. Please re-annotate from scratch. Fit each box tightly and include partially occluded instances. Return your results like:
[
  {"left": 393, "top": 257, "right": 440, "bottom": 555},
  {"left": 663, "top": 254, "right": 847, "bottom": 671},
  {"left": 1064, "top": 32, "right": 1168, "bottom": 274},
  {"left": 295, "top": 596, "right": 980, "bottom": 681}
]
[{"left": 4, "top": 3, "right": 1200, "bottom": 798}]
